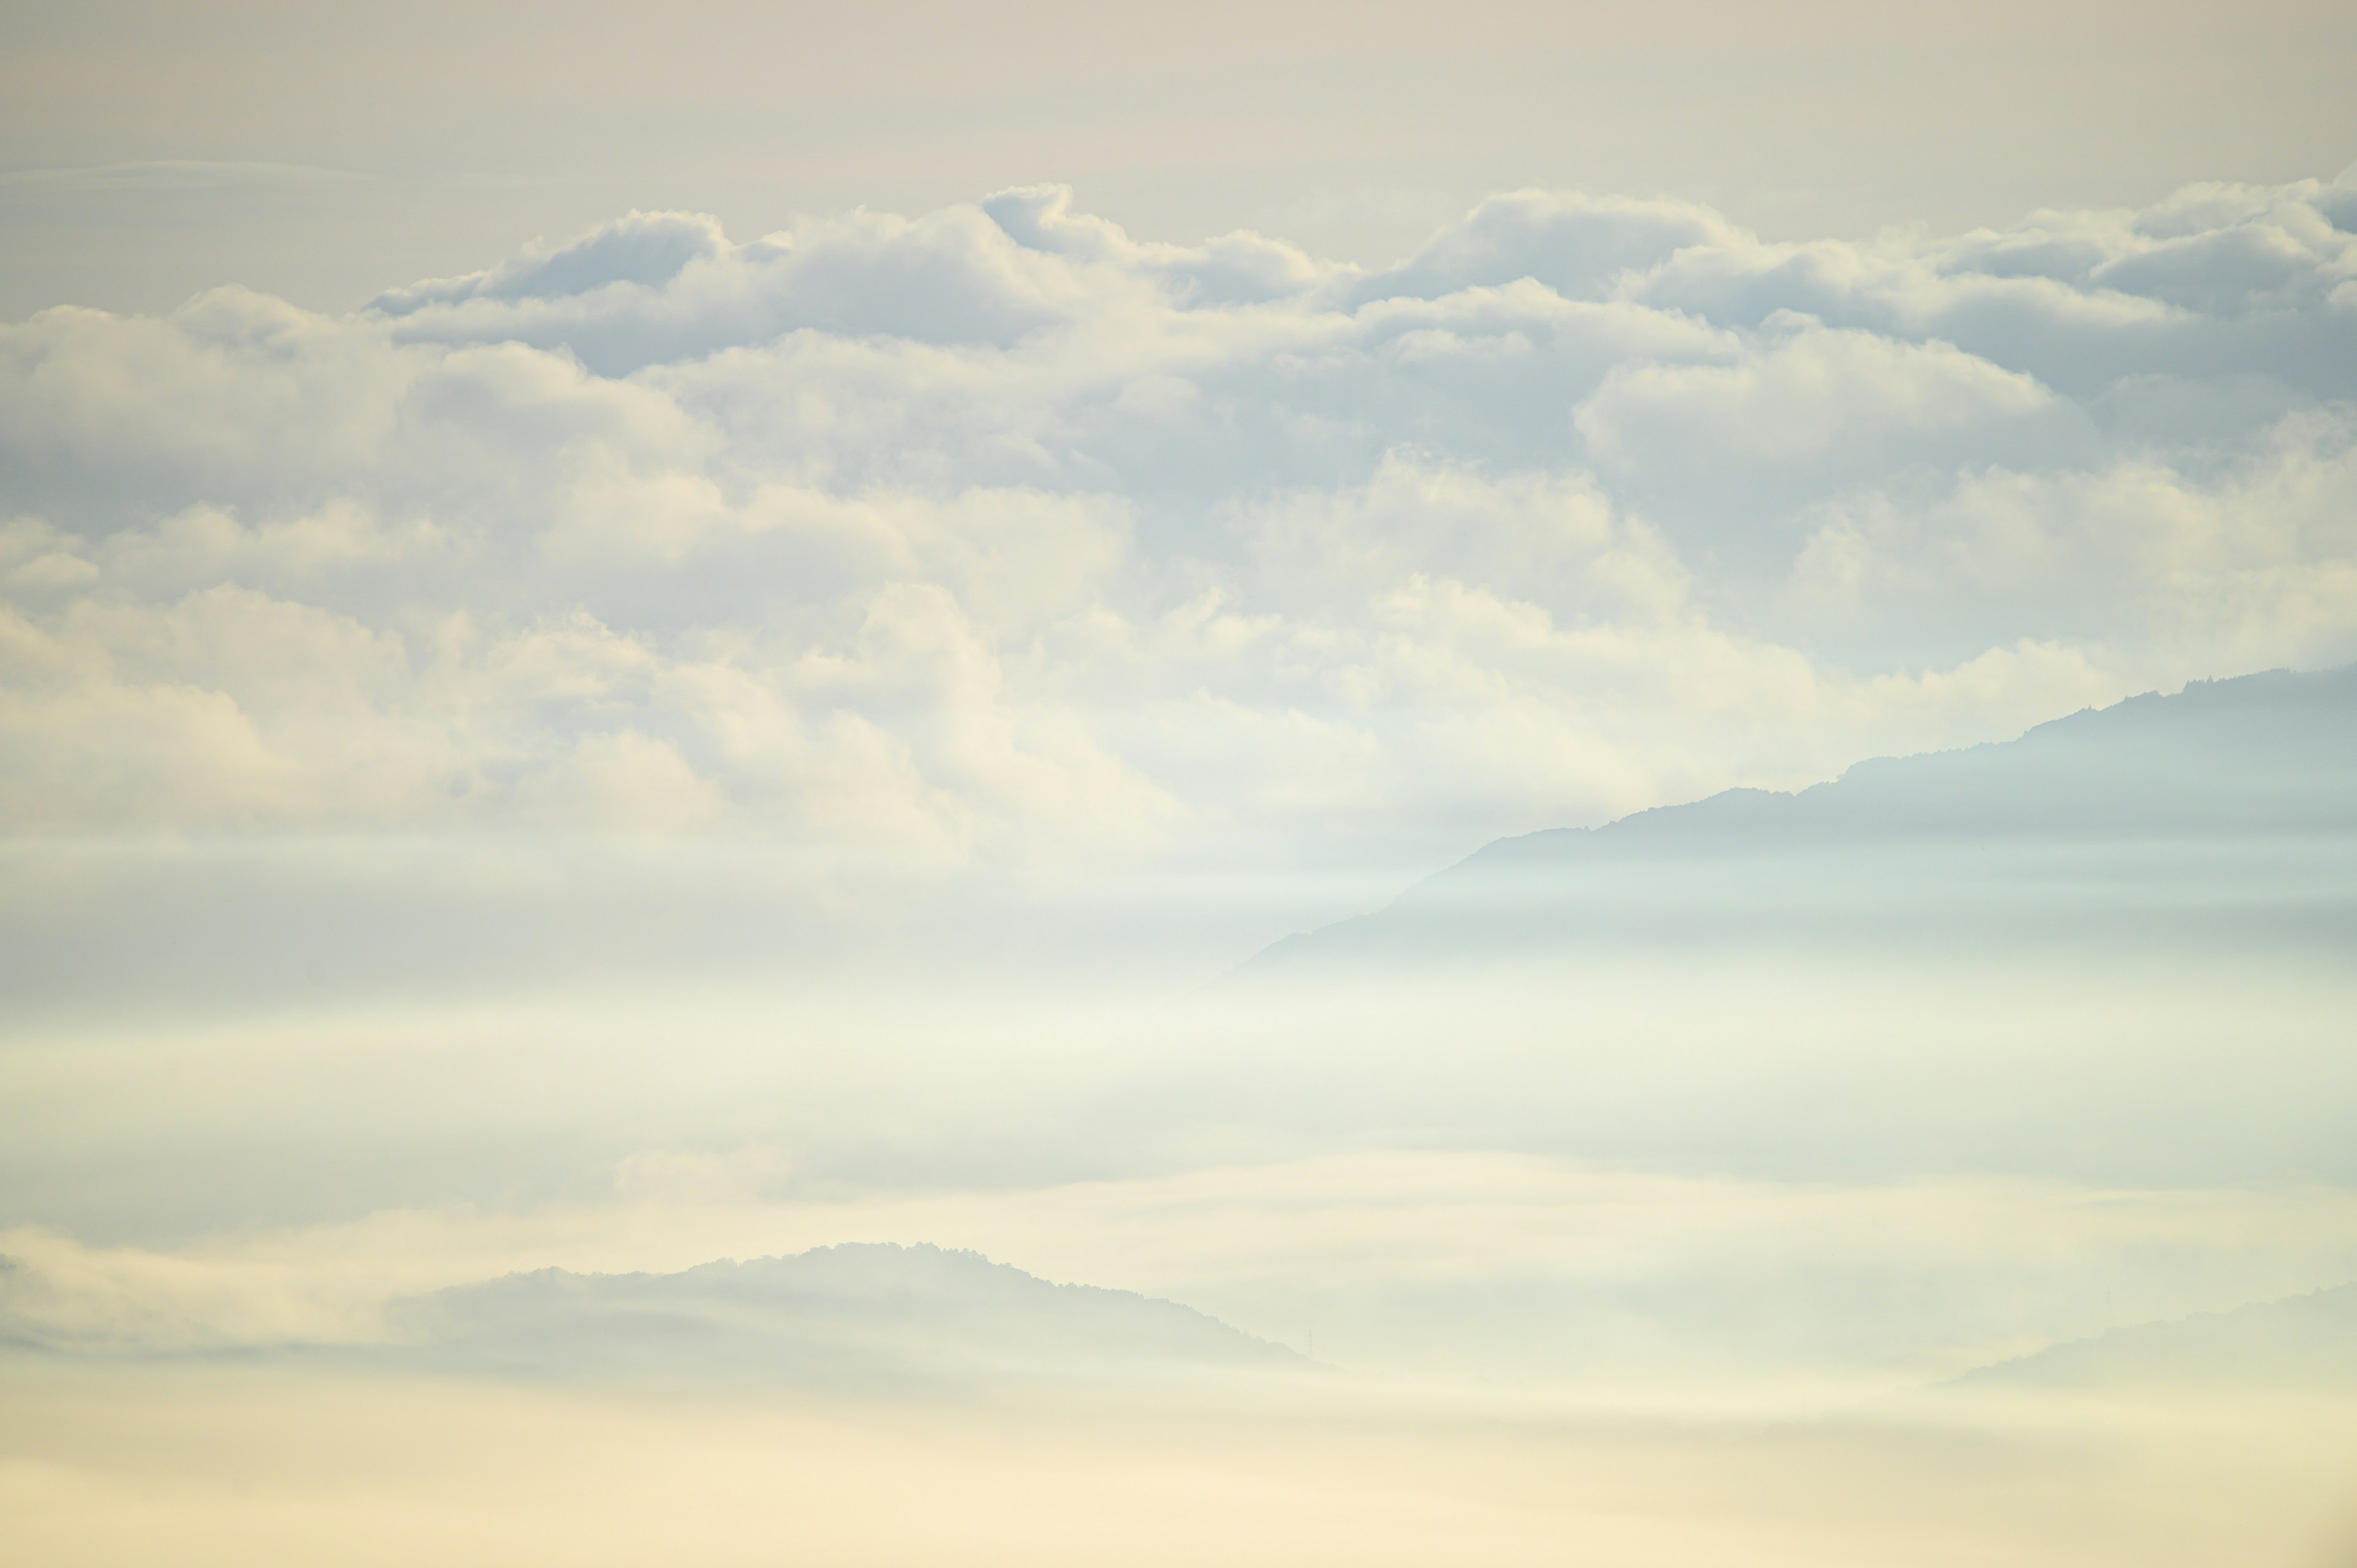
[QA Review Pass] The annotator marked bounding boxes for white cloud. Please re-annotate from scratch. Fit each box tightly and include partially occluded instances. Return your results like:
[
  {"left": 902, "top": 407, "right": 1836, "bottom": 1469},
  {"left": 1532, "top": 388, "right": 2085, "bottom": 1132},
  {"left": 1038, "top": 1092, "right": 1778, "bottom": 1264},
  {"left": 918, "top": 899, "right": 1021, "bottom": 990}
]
[
  {"left": 1344, "top": 190, "right": 1743, "bottom": 306},
  {"left": 10, "top": 1151, "right": 2357, "bottom": 1380},
  {"left": 1576, "top": 317, "right": 2066, "bottom": 474},
  {"left": 2, "top": 176, "right": 2354, "bottom": 870}
]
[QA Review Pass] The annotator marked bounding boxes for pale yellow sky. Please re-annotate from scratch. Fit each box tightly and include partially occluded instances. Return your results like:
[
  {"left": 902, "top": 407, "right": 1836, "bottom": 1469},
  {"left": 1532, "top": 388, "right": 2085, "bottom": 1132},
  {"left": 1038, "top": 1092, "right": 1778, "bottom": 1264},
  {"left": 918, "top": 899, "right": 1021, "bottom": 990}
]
[{"left": 4, "top": 0, "right": 2353, "bottom": 313}]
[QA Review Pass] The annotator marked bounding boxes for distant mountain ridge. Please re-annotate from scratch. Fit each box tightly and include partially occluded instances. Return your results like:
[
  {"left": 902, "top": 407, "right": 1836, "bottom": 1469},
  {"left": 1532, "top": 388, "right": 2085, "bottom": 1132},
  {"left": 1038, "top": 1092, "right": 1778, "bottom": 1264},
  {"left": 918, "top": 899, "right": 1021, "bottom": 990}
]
[
  {"left": 1244, "top": 664, "right": 2357, "bottom": 973},
  {"left": 1472, "top": 664, "right": 2357, "bottom": 853},
  {"left": 1949, "top": 1281, "right": 2357, "bottom": 1391},
  {"left": 395, "top": 1242, "right": 1301, "bottom": 1383}
]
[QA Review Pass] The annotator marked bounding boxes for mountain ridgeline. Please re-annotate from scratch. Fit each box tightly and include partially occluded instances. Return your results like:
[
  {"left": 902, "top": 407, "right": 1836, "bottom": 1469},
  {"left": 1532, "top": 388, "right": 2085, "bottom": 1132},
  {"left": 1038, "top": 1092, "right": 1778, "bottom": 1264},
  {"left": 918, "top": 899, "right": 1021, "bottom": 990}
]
[
  {"left": 1951, "top": 1282, "right": 2357, "bottom": 1392},
  {"left": 392, "top": 1243, "right": 1302, "bottom": 1385},
  {"left": 1245, "top": 665, "right": 2357, "bottom": 974}
]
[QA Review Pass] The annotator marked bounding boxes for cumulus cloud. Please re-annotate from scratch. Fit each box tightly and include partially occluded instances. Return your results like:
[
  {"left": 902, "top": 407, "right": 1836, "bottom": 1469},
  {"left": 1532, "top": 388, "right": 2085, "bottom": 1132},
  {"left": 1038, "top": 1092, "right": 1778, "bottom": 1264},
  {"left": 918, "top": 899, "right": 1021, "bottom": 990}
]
[{"left": 2, "top": 174, "right": 2355, "bottom": 869}]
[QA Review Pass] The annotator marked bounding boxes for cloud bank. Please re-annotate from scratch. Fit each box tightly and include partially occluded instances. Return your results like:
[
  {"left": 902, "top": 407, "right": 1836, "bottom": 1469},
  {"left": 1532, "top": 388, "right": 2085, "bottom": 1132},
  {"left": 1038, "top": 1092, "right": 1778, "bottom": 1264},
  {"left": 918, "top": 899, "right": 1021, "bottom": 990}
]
[{"left": 4, "top": 174, "right": 2355, "bottom": 875}]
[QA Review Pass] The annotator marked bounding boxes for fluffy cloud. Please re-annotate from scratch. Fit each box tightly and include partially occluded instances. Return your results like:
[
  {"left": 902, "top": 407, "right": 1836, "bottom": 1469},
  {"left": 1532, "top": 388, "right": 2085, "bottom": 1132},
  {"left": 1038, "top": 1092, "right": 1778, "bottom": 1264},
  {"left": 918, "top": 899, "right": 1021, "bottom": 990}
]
[{"left": 3, "top": 171, "right": 2355, "bottom": 868}]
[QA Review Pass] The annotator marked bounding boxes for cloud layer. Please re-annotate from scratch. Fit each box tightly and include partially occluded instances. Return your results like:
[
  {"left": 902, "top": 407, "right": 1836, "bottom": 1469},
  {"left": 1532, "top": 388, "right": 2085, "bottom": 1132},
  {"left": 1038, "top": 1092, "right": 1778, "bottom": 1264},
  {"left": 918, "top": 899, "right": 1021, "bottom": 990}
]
[{"left": 4, "top": 174, "right": 2355, "bottom": 873}]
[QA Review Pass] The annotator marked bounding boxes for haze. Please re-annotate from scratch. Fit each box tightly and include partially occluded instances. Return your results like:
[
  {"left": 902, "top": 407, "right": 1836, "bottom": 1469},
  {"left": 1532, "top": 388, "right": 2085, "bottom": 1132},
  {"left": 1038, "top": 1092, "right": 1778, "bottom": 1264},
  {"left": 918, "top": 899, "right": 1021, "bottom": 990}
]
[{"left": 5, "top": 3, "right": 2357, "bottom": 1563}]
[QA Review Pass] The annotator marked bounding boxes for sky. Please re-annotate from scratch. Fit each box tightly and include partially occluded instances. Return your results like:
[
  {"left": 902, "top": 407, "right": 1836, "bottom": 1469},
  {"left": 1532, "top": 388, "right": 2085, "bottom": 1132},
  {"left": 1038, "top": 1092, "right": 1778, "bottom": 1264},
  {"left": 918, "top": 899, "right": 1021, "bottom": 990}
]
[
  {"left": 4, "top": 0, "right": 2355, "bottom": 315},
  {"left": 5, "top": 4, "right": 2357, "bottom": 1564}
]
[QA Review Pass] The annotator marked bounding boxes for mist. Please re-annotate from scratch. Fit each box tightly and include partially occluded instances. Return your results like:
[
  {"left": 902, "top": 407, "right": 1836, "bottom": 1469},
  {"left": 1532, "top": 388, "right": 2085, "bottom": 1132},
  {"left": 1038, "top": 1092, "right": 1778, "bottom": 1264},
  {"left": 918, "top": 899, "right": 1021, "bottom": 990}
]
[{"left": 7, "top": 46, "right": 2357, "bottom": 1555}]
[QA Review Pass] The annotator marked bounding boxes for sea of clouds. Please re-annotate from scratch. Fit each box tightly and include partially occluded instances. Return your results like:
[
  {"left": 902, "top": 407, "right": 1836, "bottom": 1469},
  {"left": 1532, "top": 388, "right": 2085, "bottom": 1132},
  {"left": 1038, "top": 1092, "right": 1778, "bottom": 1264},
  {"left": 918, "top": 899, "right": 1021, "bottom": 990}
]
[
  {"left": 4, "top": 173, "right": 2355, "bottom": 879},
  {"left": 8, "top": 176, "right": 2357, "bottom": 1564}
]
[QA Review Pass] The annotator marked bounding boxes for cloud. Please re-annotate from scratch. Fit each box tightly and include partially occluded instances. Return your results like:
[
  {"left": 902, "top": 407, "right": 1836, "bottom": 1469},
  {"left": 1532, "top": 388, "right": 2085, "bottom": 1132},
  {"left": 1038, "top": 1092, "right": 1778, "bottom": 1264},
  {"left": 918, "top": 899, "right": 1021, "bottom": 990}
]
[
  {"left": 372, "top": 210, "right": 730, "bottom": 311},
  {"left": 11, "top": 1151, "right": 2357, "bottom": 1383},
  {"left": 1343, "top": 190, "right": 1743, "bottom": 306},
  {"left": 2, "top": 176, "right": 2355, "bottom": 868}
]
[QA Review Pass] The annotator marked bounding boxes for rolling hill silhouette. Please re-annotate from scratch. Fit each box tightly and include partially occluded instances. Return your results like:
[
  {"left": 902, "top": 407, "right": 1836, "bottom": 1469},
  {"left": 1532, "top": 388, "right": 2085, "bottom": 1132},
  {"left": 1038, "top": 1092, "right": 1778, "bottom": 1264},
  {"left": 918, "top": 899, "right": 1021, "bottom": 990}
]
[
  {"left": 393, "top": 1243, "right": 1301, "bottom": 1384},
  {"left": 1244, "top": 665, "right": 2357, "bottom": 974},
  {"left": 1950, "top": 1282, "right": 2357, "bottom": 1391}
]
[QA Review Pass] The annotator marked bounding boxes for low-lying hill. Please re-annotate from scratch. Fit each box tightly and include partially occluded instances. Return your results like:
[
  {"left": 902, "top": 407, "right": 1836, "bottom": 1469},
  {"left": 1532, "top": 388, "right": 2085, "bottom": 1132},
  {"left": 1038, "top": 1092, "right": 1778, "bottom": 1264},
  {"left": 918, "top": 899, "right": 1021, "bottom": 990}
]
[
  {"left": 1950, "top": 1283, "right": 2357, "bottom": 1391},
  {"left": 393, "top": 1242, "right": 1302, "bottom": 1384}
]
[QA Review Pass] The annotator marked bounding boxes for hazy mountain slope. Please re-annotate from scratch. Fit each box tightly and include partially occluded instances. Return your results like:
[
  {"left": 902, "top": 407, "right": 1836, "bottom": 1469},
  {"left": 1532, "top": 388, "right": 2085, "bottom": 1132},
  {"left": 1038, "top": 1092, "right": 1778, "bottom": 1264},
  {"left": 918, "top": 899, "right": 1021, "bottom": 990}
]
[
  {"left": 1950, "top": 1283, "right": 2357, "bottom": 1390},
  {"left": 393, "top": 1243, "right": 1301, "bottom": 1383},
  {"left": 1245, "top": 665, "right": 2357, "bottom": 973}
]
